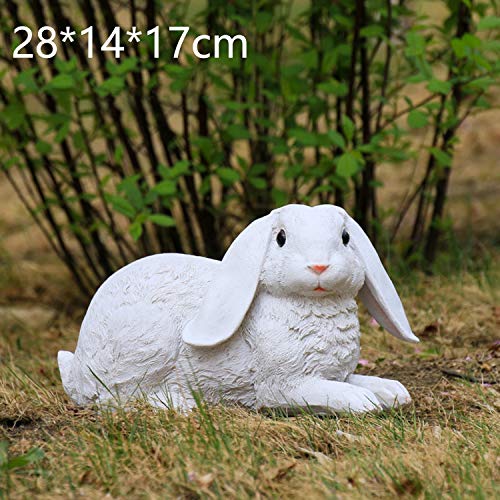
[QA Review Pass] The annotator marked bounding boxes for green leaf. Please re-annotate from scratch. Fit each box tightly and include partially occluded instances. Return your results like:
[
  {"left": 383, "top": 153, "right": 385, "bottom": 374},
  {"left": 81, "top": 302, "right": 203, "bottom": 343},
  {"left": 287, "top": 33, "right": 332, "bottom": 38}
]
[
  {"left": 13, "top": 68, "right": 39, "bottom": 93},
  {"left": 4, "top": 448, "right": 44, "bottom": 471},
  {"left": 72, "top": 130, "right": 85, "bottom": 151},
  {"left": 45, "top": 74, "right": 75, "bottom": 91},
  {"left": 129, "top": 221, "right": 143, "bottom": 241},
  {"left": 55, "top": 122, "right": 70, "bottom": 143},
  {"left": 255, "top": 11, "right": 274, "bottom": 34},
  {"left": 226, "top": 124, "right": 251, "bottom": 140},
  {"left": 300, "top": 49, "right": 318, "bottom": 69},
  {"left": 216, "top": 167, "right": 240, "bottom": 186},
  {"left": 405, "top": 31, "right": 426, "bottom": 57},
  {"left": 451, "top": 38, "right": 466, "bottom": 58},
  {"left": 35, "top": 140, "right": 52, "bottom": 155},
  {"left": 289, "top": 127, "right": 318, "bottom": 146},
  {"left": 477, "top": 16, "right": 500, "bottom": 31},
  {"left": 360, "top": 25, "right": 385, "bottom": 38},
  {"left": 284, "top": 164, "right": 303, "bottom": 179},
  {"left": 465, "top": 76, "right": 497, "bottom": 91},
  {"left": 462, "top": 34, "right": 482, "bottom": 50},
  {"left": 106, "top": 194, "right": 136, "bottom": 218},
  {"left": 414, "top": 57, "right": 433, "bottom": 80},
  {"left": 164, "top": 64, "right": 192, "bottom": 92},
  {"left": 114, "top": 145, "right": 124, "bottom": 165},
  {"left": 482, "top": 40, "right": 500, "bottom": 52},
  {"left": 405, "top": 31, "right": 425, "bottom": 57},
  {"left": 107, "top": 57, "right": 139, "bottom": 76},
  {"left": 97, "top": 76, "right": 125, "bottom": 97},
  {"left": 158, "top": 162, "right": 191, "bottom": 180},
  {"left": 326, "top": 130, "right": 346, "bottom": 150},
  {"left": 429, "top": 147, "right": 452, "bottom": 167},
  {"left": 169, "top": 160, "right": 191, "bottom": 178},
  {"left": 164, "top": 64, "right": 192, "bottom": 78},
  {"left": 118, "top": 176, "right": 143, "bottom": 211},
  {"left": 0, "top": 102, "right": 25, "bottom": 131},
  {"left": 336, "top": 152, "right": 359, "bottom": 178},
  {"left": 54, "top": 57, "right": 78, "bottom": 74},
  {"left": 148, "top": 214, "right": 176, "bottom": 227},
  {"left": 407, "top": 110, "right": 428, "bottom": 129},
  {"left": 341, "top": 116, "right": 355, "bottom": 142},
  {"left": 286, "top": 24, "right": 309, "bottom": 44},
  {"left": 2, "top": 157, "right": 21, "bottom": 171},
  {"left": 248, "top": 163, "right": 268, "bottom": 177},
  {"left": 474, "top": 96, "right": 492, "bottom": 110},
  {"left": 271, "top": 188, "right": 287, "bottom": 207},
  {"left": 427, "top": 79, "right": 451, "bottom": 95},
  {"left": 317, "top": 79, "right": 348, "bottom": 97},
  {"left": 406, "top": 73, "right": 428, "bottom": 84},
  {"left": 153, "top": 179, "right": 177, "bottom": 196},
  {"left": 249, "top": 177, "right": 267, "bottom": 190}
]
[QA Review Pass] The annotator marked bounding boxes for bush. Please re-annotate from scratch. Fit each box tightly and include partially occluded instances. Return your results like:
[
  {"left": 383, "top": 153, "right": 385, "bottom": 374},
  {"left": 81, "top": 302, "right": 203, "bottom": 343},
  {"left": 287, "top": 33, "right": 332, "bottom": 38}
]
[{"left": 0, "top": 0, "right": 498, "bottom": 295}]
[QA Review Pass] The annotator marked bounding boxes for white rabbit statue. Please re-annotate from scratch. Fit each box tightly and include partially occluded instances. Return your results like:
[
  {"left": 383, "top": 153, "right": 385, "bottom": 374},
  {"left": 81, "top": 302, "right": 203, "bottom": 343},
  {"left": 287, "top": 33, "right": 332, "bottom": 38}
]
[{"left": 58, "top": 204, "right": 419, "bottom": 414}]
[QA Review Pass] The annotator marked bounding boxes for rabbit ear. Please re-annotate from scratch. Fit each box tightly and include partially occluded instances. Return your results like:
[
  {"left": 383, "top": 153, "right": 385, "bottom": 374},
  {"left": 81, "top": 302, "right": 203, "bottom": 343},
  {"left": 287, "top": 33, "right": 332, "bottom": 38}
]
[
  {"left": 182, "top": 214, "right": 275, "bottom": 347},
  {"left": 346, "top": 214, "right": 419, "bottom": 343}
]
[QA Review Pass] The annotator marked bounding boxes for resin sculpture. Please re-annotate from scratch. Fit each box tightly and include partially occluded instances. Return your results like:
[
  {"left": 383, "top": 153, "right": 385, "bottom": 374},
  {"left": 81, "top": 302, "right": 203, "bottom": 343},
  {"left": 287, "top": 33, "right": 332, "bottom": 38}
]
[{"left": 59, "top": 204, "right": 419, "bottom": 413}]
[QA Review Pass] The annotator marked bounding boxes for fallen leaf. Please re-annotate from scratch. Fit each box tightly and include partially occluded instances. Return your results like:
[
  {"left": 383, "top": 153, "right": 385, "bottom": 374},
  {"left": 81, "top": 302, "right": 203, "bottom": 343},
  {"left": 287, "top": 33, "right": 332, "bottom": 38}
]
[
  {"left": 79, "top": 470, "right": 91, "bottom": 485},
  {"left": 358, "top": 359, "right": 375, "bottom": 369},
  {"left": 432, "top": 425, "right": 442, "bottom": 440},
  {"left": 297, "top": 446, "right": 332, "bottom": 465},
  {"left": 187, "top": 471, "right": 215, "bottom": 489},
  {"left": 488, "top": 339, "right": 500, "bottom": 354},
  {"left": 492, "top": 307, "right": 500, "bottom": 323},
  {"left": 335, "top": 430, "right": 362, "bottom": 442},
  {"left": 263, "top": 460, "right": 296, "bottom": 481},
  {"left": 419, "top": 321, "right": 440, "bottom": 339}
]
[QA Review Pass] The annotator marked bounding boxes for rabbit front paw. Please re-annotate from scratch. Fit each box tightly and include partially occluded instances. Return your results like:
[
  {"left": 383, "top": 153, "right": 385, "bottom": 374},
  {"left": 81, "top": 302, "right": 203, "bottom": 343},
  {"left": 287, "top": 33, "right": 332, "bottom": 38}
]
[
  {"left": 257, "top": 379, "right": 382, "bottom": 414},
  {"left": 341, "top": 386, "right": 383, "bottom": 413},
  {"left": 347, "top": 374, "right": 411, "bottom": 409}
]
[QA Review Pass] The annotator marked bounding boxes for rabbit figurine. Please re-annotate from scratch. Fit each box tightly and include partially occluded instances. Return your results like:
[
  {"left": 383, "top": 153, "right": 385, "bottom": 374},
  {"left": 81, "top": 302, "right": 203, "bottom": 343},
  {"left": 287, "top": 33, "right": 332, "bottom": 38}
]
[{"left": 58, "top": 204, "right": 419, "bottom": 413}]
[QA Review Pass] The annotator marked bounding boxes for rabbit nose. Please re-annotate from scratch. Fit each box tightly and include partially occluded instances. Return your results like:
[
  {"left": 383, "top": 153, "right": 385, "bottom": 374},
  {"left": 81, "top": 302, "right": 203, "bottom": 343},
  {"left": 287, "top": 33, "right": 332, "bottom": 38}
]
[{"left": 308, "top": 264, "right": 329, "bottom": 275}]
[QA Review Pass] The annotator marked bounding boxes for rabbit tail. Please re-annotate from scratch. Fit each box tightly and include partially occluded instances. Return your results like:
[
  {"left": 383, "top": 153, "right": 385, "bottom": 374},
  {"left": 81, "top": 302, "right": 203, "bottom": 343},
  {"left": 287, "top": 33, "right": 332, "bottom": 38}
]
[
  {"left": 58, "top": 351, "right": 79, "bottom": 403},
  {"left": 59, "top": 351, "right": 111, "bottom": 406}
]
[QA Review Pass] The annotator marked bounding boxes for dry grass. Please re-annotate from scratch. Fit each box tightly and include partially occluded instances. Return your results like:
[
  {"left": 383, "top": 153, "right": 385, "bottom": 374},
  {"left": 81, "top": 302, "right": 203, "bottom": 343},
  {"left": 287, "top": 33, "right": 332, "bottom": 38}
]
[
  {"left": 0, "top": 254, "right": 498, "bottom": 498},
  {"left": 1, "top": 130, "right": 499, "bottom": 500}
]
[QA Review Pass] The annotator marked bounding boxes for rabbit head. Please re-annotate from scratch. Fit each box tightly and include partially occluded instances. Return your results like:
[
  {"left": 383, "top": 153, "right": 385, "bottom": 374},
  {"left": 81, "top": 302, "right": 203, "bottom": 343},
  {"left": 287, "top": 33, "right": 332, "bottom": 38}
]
[
  {"left": 259, "top": 204, "right": 365, "bottom": 299},
  {"left": 182, "top": 204, "right": 419, "bottom": 347}
]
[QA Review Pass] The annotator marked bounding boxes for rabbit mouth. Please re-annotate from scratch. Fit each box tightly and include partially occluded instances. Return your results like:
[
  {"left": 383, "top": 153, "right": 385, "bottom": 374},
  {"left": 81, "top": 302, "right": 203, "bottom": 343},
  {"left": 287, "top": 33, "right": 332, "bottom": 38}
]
[{"left": 314, "top": 285, "right": 327, "bottom": 292}]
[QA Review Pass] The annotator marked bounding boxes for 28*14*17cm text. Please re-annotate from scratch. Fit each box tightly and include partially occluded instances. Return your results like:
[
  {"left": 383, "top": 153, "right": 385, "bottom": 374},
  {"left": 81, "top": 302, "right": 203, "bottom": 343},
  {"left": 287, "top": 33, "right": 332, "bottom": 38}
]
[{"left": 12, "top": 26, "right": 248, "bottom": 60}]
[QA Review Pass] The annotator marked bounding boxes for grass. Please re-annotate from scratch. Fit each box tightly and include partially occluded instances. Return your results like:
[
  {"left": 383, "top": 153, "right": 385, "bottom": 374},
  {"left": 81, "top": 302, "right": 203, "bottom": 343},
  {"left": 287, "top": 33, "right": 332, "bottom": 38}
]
[{"left": 0, "top": 254, "right": 498, "bottom": 498}]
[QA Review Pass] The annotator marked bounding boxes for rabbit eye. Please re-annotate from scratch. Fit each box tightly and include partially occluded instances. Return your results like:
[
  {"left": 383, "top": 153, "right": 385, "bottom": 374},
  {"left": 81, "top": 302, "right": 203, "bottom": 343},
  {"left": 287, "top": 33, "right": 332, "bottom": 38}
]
[
  {"left": 342, "top": 229, "right": 350, "bottom": 246},
  {"left": 276, "top": 229, "right": 286, "bottom": 247}
]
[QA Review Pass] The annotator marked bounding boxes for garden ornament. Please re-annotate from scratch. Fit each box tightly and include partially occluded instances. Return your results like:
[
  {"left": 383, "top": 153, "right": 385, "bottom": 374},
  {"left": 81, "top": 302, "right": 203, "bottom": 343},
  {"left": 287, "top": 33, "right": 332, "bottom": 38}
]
[{"left": 59, "top": 204, "right": 419, "bottom": 413}]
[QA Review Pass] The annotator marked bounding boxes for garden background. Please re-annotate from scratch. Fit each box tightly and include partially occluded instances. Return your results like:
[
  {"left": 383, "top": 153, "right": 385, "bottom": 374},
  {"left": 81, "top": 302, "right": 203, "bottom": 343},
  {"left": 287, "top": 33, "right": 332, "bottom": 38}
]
[{"left": 0, "top": 0, "right": 499, "bottom": 497}]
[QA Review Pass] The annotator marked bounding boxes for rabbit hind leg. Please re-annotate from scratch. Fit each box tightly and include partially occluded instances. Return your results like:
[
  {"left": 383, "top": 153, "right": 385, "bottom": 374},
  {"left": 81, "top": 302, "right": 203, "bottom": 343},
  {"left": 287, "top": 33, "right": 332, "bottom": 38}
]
[{"left": 146, "top": 385, "right": 196, "bottom": 414}]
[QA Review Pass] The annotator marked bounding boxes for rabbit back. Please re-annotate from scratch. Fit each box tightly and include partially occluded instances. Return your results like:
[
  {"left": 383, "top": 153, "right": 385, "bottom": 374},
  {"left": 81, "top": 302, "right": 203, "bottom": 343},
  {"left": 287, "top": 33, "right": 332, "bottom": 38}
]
[{"left": 63, "top": 254, "right": 219, "bottom": 405}]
